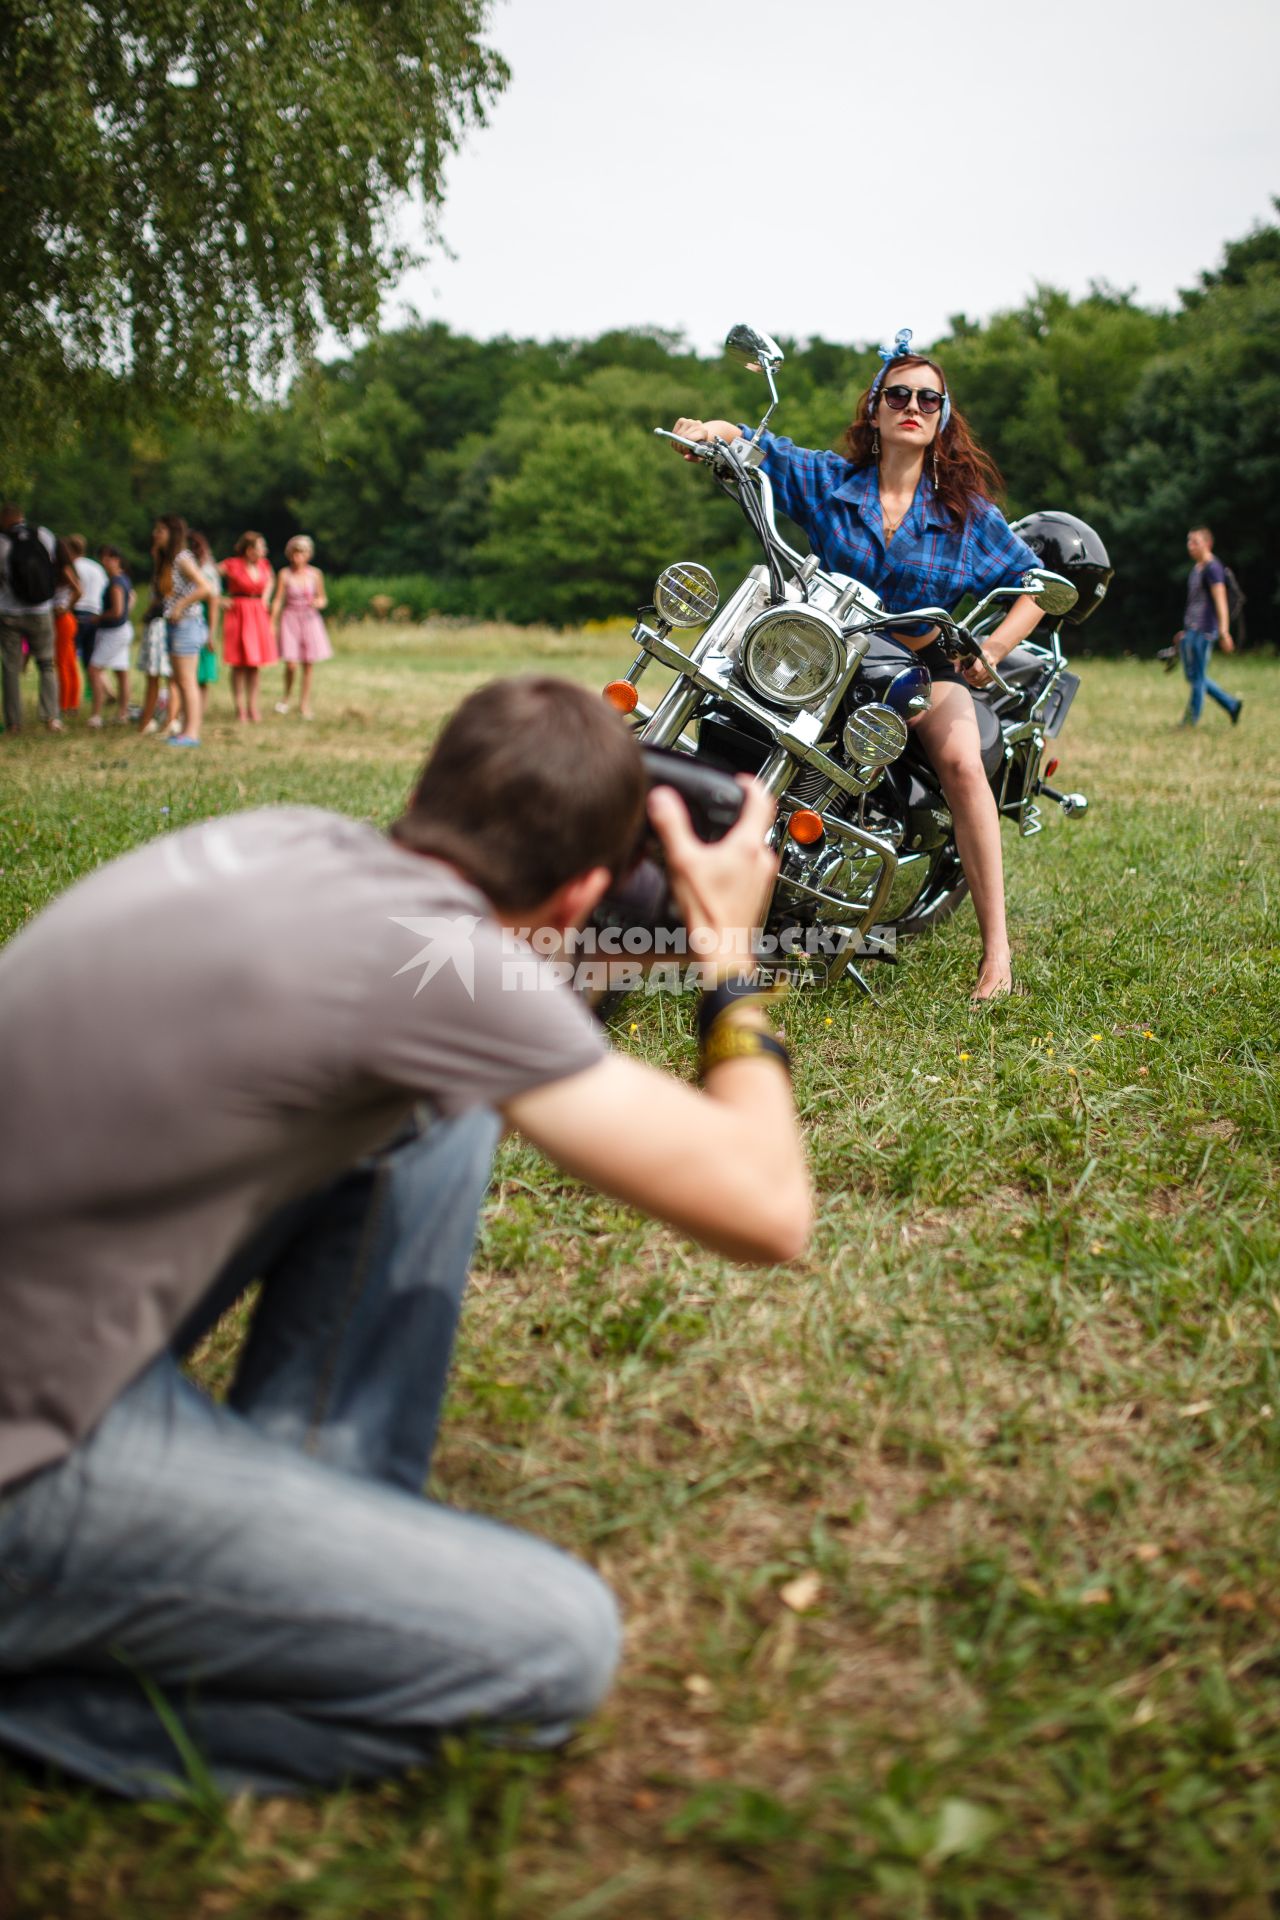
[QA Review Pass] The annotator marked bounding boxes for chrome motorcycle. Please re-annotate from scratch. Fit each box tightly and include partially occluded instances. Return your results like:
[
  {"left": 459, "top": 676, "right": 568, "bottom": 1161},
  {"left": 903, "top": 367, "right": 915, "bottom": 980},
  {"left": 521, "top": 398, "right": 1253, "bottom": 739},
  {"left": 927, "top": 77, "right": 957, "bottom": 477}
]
[{"left": 600, "top": 324, "right": 1109, "bottom": 986}]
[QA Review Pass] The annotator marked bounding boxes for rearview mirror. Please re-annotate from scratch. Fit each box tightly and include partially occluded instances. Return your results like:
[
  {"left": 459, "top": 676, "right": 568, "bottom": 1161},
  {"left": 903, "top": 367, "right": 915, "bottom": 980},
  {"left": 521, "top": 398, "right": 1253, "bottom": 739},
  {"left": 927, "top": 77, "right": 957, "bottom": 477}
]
[
  {"left": 724, "top": 323, "right": 784, "bottom": 372},
  {"left": 725, "top": 324, "right": 784, "bottom": 439},
  {"left": 1022, "top": 568, "right": 1078, "bottom": 617}
]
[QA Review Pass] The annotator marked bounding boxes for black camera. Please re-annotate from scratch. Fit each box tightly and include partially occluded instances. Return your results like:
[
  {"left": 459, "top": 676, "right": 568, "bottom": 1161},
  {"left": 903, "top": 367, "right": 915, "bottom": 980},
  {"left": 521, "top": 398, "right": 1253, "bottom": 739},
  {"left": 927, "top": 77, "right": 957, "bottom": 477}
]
[{"left": 593, "top": 747, "right": 747, "bottom": 940}]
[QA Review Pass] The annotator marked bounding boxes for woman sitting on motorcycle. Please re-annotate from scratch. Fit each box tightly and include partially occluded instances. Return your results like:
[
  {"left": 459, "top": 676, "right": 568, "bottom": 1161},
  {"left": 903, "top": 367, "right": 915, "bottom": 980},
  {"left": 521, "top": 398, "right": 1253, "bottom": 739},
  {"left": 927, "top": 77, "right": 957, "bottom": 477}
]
[{"left": 673, "top": 333, "right": 1042, "bottom": 1002}]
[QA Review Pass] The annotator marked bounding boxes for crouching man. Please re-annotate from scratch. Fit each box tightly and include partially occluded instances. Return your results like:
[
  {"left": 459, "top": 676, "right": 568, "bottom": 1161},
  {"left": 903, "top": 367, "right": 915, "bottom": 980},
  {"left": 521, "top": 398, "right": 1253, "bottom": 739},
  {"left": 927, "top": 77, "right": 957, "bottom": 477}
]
[{"left": 0, "top": 675, "right": 807, "bottom": 1798}]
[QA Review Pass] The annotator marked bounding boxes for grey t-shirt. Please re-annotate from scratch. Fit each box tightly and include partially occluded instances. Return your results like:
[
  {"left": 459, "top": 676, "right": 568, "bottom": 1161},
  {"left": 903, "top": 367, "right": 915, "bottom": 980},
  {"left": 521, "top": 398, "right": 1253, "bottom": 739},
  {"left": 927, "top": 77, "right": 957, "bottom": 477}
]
[{"left": 0, "top": 808, "right": 606, "bottom": 1488}]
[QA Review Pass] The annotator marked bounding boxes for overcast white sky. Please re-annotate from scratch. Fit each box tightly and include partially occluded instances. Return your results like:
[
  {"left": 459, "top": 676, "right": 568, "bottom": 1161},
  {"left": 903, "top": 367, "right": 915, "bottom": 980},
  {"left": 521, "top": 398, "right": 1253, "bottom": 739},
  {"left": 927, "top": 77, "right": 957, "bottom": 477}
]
[{"left": 383, "top": 0, "right": 1279, "bottom": 354}]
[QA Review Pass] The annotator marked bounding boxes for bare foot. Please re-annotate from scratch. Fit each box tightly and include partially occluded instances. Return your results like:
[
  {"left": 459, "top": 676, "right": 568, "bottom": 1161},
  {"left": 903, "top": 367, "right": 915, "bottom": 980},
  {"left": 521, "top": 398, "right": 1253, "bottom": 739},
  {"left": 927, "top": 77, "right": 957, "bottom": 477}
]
[{"left": 972, "top": 956, "right": 1013, "bottom": 1003}]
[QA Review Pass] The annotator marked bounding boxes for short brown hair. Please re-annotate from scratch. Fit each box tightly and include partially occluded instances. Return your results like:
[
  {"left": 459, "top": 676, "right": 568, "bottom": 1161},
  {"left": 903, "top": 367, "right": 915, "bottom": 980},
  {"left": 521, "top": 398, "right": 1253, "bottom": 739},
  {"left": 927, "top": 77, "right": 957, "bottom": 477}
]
[
  {"left": 234, "top": 530, "right": 266, "bottom": 557},
  {"left": 391, "top": 676, "right": 647, "bottom": 912},
  {"left": 66, "top": 534, "right": 87, "bottom": 559}
]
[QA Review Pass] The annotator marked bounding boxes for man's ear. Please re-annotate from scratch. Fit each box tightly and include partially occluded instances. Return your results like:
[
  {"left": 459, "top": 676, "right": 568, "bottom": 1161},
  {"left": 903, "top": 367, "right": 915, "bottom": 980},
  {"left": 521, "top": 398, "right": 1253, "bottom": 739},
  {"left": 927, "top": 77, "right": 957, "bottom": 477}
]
[{"left": 536, "top": 866, "right": 612, "bottom": 934}]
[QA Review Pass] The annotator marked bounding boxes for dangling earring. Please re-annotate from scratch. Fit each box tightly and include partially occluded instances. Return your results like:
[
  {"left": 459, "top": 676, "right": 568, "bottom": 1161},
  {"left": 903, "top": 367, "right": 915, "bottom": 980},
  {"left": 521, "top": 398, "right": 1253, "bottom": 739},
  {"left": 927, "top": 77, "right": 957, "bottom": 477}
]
[
  {"left": 872, "top": 428, "right": 880, "bottom": 458},
  {"left": 931, "top": 446, "right": 939, "bottom": 486}
]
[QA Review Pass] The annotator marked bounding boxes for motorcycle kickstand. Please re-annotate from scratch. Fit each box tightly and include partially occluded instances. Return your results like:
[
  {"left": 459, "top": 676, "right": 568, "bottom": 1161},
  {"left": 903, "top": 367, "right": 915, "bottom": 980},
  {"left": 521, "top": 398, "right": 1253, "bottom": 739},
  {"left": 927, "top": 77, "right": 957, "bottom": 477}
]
[{"left": 847, "top": 934, "right": 899, "bottom": 993}]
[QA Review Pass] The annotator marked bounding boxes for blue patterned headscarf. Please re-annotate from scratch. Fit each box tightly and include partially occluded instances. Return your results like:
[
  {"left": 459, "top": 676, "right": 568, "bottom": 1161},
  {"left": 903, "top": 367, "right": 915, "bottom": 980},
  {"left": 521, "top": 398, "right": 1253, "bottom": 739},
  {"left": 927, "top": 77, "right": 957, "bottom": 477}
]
[{"left": 866, "top": 327, "right": 951, "bottom": 432}]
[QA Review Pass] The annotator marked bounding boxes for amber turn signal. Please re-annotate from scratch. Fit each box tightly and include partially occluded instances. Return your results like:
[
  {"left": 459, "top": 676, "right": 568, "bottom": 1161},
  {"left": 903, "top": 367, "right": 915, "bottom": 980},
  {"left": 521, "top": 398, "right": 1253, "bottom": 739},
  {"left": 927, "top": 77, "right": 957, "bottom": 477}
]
[
  {"left": 603, "top": 680, "right": 639, "bottom": 714},
  {"left": 787, "top": 809, "right": 825, "bottom": 845}
]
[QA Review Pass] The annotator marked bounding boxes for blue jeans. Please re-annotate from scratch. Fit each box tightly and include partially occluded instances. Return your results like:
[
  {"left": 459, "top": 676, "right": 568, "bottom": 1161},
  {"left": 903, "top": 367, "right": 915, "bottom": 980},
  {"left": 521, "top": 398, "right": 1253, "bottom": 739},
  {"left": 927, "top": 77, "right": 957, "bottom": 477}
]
[
  {"left": 1180, "top": 628, "right": 1240, "bottom": 723},
  {"left": 74, "top": 612, "right": 98, "bottom": 672},
  {"left": 0, "top": 1110, "right": 619, "bottom": 1799}
]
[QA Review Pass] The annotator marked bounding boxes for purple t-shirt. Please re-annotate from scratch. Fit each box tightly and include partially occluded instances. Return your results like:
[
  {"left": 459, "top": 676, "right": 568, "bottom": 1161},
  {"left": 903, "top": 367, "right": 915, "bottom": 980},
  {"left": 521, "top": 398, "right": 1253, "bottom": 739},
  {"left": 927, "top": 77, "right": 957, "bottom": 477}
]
[
  {"left": 0, "top": 808, "right": 607, "bottom": 1487},
  {"left": 1185, "top": 557, "right": 1226, "bottom": 634}
]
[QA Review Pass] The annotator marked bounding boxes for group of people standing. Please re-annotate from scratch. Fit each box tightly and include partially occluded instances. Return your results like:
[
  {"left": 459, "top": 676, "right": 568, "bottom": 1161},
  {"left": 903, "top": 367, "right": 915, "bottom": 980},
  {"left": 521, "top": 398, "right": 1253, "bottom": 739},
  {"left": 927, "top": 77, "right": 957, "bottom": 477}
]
[{"left": 0, "top": 506, "right": 331, "bottom": 744}]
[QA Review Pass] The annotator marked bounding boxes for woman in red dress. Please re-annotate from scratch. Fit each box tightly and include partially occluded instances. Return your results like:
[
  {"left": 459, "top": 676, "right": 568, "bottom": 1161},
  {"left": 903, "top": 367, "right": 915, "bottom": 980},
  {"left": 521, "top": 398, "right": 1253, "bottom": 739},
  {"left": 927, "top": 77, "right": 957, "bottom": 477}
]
[{"left": 220, "top": 531, "right": 277, "bottom": 722}]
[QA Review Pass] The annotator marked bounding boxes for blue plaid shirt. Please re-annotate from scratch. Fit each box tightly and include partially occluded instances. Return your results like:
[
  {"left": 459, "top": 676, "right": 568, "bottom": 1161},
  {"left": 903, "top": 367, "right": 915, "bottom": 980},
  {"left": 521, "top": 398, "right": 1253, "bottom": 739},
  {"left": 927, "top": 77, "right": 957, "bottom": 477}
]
[{"left": 746, "top": 429, "right": 1039, "bottom": 619}]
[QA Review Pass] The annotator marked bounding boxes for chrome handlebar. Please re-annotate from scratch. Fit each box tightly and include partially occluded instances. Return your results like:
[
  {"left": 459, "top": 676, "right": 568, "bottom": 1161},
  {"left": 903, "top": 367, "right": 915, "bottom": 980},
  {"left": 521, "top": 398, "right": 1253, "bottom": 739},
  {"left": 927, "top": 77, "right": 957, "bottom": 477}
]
[{"left": 652, "top": 428, "right": 716, "bottom": 461}]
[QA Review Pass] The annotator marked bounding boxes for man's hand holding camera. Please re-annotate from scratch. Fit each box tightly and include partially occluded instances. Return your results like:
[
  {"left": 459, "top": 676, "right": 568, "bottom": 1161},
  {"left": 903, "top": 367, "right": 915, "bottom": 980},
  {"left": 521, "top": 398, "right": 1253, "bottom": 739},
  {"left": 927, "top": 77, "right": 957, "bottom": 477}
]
[{"left": 647, "top": 776, "right": 778, "bottom": 980}]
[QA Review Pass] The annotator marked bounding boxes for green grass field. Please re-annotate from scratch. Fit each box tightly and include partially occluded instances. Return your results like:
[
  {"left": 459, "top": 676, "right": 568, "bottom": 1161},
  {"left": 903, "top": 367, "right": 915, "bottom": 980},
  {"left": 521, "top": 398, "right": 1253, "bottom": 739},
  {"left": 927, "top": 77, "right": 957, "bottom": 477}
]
[{"left": 2, "top": 626, "right": 1278, "bottom": 1919}]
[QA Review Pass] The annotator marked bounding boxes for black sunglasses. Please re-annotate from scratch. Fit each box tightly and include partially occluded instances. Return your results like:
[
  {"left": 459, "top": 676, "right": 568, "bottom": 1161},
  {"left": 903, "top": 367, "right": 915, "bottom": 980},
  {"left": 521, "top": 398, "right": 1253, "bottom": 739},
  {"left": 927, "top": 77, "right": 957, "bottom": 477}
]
[{"left": 880, "top": 384, "right": 946, "bottom": 415}]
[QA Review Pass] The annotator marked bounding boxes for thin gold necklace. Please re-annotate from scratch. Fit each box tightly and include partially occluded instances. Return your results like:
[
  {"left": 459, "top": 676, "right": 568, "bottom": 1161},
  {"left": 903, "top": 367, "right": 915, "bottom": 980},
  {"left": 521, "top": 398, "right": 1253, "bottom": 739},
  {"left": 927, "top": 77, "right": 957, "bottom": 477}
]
[{"left": 880, "top": 486, "right": 911, "bottom": 543}]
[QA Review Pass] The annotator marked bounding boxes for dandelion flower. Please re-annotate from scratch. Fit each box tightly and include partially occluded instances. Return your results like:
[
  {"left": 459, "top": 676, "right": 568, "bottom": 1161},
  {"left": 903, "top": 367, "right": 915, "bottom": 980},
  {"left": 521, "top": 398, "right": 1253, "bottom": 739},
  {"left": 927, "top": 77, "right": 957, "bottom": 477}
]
[
  {"left": 824, "top": 1017, "right": 833, "bottom": 1028},
  {"left": 958, "top": 1051, "right": 971, "bottom": 1061},
  {"left": 1142, "top": 1029, "right": 1155, "bottom": 1039},
  {"left": 628, "top": 1022, "right": 639, "bottom": 1035},
  {"left": 1046, "top": 1046, "right": 1056, "bottom": 1058},
  {"left": 1090, "top": 1033, "right": 1102, "bottom": 1044}
]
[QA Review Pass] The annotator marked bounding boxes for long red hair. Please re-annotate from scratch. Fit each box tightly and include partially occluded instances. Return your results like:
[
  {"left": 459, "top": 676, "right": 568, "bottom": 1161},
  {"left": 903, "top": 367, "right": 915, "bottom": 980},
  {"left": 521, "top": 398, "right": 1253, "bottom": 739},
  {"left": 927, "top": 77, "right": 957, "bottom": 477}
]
[
  {"left": 839, "top": 355, "right": 1004, "bottom": 527},
  {"left": 151, "top": 513, "right": 189, "bottom": 597}
]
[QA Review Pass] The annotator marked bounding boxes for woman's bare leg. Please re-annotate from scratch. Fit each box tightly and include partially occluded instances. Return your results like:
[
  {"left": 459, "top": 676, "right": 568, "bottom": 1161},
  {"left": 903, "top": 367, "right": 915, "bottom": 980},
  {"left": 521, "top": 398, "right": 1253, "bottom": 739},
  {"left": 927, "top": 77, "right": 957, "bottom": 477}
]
[
  {"left": 139, "top": 675, "right": 161, "bottom": 732},
  {"left": 115, "top": 670, "right": 130, "bottom": 719},
  {"left": 233, "top": 666, "right": 249, "bottom": 722},
  {"left": 911, "top": 680, "right": 1012, "bottom": 1000},
  {"left": 173, "top": 656, "right": 201, "bottom": 742},
  {"left": 88, "top": 665, "right": 106, "bottom": 723},
  {"left": 300, "top": 661, "right": 314, "bottom": 718},
  {"left": 246, "top": 666, "right": 261, "bottom": 723}
]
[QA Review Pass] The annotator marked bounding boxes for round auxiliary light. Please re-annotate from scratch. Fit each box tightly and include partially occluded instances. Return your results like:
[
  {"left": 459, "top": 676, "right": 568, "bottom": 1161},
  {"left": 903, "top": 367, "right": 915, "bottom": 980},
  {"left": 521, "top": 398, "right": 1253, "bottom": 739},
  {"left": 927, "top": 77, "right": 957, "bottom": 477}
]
[
  {"left": 654, "top": 561, "right": 719, "bottom": 629},
  {"left": 740, "top": 607, "right": 844, "bottom": 711},
  {"left": 843, "top": 702, "right": 908, "bottom": 768},
  {"left": 603, "top": 680, "right": 639, "bottom": 714}
]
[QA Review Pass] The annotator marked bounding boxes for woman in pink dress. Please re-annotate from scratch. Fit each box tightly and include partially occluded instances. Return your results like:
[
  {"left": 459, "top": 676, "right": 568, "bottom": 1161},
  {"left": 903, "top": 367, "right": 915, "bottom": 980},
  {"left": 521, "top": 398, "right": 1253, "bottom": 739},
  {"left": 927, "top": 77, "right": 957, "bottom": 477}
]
[
  {"left": 270, "top": 535, "right": 331, "bottom": 720},
  {"left": 220, "top": 531, "right": 276, "bottom": 722}
]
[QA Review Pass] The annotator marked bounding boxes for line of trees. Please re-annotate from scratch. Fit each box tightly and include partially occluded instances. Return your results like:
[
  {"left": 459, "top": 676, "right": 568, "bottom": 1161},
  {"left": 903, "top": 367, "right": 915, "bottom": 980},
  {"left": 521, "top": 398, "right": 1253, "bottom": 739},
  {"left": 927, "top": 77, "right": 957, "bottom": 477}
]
[{"left": 21, "top": 207, "right": 1280, "bottom": 649}]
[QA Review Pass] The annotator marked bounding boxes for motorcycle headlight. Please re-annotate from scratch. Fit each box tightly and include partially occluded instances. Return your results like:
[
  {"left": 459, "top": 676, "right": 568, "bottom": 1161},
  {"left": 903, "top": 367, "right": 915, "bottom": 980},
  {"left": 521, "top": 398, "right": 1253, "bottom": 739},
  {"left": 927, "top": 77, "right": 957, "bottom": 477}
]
[
  {"left": 654, "top": 562, "right": 719, "bottom": 629},
  {"left": 740, "top": 607, "right": 844, "bottom": 710}
]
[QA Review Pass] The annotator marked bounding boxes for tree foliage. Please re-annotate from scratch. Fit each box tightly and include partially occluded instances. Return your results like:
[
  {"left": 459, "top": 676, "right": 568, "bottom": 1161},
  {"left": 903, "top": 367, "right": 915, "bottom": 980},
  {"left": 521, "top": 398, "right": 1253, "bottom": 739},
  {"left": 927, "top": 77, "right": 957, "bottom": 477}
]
[{"left": 0, "top": 0, "right": 506, "bottom": 466}]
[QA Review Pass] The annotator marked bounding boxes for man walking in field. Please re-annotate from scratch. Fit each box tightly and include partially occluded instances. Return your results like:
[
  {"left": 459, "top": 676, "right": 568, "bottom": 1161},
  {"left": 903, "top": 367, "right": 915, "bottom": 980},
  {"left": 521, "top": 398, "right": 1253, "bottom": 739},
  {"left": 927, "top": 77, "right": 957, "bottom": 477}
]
[
  {"left": 1175, "top": 526, "right": 1242, "bottom": 728},
  {"left": 0, "top": 503, "right": 61, "bottom": 734},
  {"left": 0, "top": 675, "right": 807, "bottom": 1799}
]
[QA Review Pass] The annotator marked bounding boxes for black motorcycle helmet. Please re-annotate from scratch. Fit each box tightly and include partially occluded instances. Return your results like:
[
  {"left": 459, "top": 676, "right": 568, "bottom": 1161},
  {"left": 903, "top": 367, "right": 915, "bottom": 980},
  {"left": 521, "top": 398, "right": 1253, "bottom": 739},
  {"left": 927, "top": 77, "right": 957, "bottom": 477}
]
[{"left": 1010, "top": 510, "right": 1114, "bottom": 626}]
